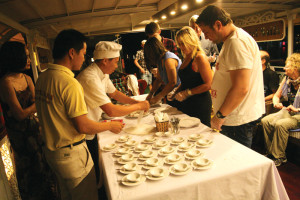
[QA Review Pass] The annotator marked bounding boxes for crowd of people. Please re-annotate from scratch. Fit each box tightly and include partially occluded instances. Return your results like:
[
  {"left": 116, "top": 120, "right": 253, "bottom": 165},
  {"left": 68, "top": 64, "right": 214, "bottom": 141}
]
[{"left": 0, "top": 4, "right": 299, "bottom": 200}]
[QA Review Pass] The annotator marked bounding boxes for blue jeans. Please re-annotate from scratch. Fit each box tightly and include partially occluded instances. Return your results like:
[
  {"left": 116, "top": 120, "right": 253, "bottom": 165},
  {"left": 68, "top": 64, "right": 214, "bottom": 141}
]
[
  {"left": 141, "top": 70, "right": 152, "bottom": 85},
  {"left": 221, "top": 119, "right": 259, "bottom": 148}
]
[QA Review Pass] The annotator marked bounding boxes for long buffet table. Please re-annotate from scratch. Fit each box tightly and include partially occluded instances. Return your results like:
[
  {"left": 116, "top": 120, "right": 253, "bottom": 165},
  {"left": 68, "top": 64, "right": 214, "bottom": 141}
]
[{"left": 97, "top": 96, "right": 289, "bottom": 200}]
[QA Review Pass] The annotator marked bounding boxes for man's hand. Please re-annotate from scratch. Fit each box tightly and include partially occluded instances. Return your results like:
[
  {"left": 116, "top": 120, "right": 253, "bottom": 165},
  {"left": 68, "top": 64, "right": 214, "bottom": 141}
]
[
  {"left": 211, "top": 115, "right": 225, "bottom": 131},
  {"left": 208, "top": 53, "right": 216, "bottom": 63},
  {"left": 149, "top": 96, "right": 161, "bottom": 105},
  {"left": 109, "top": 121, "right": 124, "bottom": 134},
  {"left": 151, "top": 68, "right": 158, "bottom": 78},
  {"left": 138, "top": 100, "right": 150, "bottom": 112},
  {"left": 140, "top": 68, "right": 145, "bottom": 74},
  {"left": 286, "top": 105, "right": 298, "bottom": 112}
]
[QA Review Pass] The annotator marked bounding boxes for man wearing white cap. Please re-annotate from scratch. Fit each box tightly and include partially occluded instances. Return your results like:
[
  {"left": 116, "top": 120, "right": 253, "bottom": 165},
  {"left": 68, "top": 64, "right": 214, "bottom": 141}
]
[{"left": 76, "top": 41, "right": 150, "bottom": 188}]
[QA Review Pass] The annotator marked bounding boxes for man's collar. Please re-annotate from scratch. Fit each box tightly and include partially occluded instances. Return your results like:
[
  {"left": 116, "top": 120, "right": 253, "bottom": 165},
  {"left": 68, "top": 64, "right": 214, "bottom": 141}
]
[{"left": 47, "top": 63, "right": 75, "bottom": 77}]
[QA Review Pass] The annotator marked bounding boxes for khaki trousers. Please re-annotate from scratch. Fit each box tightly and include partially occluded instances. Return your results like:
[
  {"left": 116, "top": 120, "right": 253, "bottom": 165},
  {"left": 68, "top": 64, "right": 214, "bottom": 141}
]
[{"left": 261, "top": 113, "right": 300, "bottom": 159}]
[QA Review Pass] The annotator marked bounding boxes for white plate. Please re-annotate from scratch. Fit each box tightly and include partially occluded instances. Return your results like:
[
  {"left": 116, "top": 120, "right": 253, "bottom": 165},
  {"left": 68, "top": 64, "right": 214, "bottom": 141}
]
[
  {"left": 101, "top": 143, "right": 118, "bottom": 151},
  {"left": 191, "top": 159, "right": 213, "bottom": 170},
  {"left": 169, "top": 164, "right": 192, "bottom": 175},
  {"left": 184, "top": 150, "right": 204, "bottom": 160},
  {"left": 121, "top": 174, "right": 146, "bottom": 186},
  {"left": 163, "top": 154, "right": 183, "bottom": 165},
  {"left": 142, "top": 158, "right": 162, "bottom": 169},
  {"left": 142, "top": 136, "right": 157, "bottom": 144},
  {"left": 116, "top": 135, "right": 131, "bottom": 143},
  {"left": 188, "top": 133, "right": 204, "bottom": 141},
  {"left": 119, "top": 163, "right": 140, "bottom": 174},
  {"left": 152, "top": 140, "right": 169, "bottom": 149},
  {"left": 138, "top": 151, "right": 157, "bottom": 160},
  {"left": 145, "top": 167, "right": 169, "bottom": 180},
  {"left": 196, "top": 139, "right": 213, "bottom": 148},
  {"left": 126, "top": 111, "right": 150, "bottom": 118},
  {"left": 117, "top": 155, "right": 137, "bottom": 164},
  {"left": 171, "top": 137, "right": 185, "bottom": 145},
  {"left": 124, "top": 140, "right": 138, "bottom": 147},
  {"left": 177, "top": 142, "right": 195, "bottom": 152},
  {"left": 179, "top": 117, "right": 200, "bottom": 128},
  {"left": 134, "top": 144, "right": 151, "bottom": 152},
  {"left": 158, "top": 146, "right": 176, "bottom": 156},
  {"left": 155, "top": 131, "right": 173, "bottom": 137}
]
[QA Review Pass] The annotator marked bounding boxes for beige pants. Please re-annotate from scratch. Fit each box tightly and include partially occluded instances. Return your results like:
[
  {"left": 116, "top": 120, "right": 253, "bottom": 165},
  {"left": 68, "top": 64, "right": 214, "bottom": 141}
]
[
  {"left": 43, "top": 142, "right": 98, "bottom": 200},
  {"left": 261, "top": 113, "right": 300, "bottom": 159}
]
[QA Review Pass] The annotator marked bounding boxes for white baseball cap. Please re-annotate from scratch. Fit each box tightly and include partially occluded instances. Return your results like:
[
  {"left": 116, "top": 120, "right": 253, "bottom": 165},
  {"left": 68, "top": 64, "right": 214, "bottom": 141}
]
[{"left": 93, "top": 41, "right": 122, "bottom": 60}]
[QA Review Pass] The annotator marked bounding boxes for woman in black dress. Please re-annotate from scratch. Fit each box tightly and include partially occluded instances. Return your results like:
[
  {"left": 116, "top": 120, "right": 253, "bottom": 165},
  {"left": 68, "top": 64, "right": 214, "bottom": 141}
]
[{"left": 169, "top": 26, "right": 212, "bottom": 126}]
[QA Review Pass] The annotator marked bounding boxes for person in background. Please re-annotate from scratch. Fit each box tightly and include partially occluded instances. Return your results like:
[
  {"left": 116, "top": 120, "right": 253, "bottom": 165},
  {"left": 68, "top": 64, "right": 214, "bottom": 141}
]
[
  {"left": 169, "top": 26, "right": 212, "bottom": 126},
  {"left": 76, "top": 41, "right": 149, "bottom": 189},
  {"left": 260, "top": 50, "right": 279, "bottom": 101},
  {"left": 144, "top": 37, "right": 181, "bottom": 106},
  {"left": 145, "top": 22, "right": 179, "bottom": 56},
  {"left": 0, "top": 41, "right": 58, "bottom": 199},
  {"left": 134, "top": 40, "right": 152, "bottom": 88},
  {"left": 189, "top": 15, "right": 219, "bottom": 66},
  {"left": 261, "top": 53, "right": 300, "bottom": 166},
  {"left": 196, "top": 5, "right": 265, "bottom": 148},
  {"left": 35, "top": 29, "right": 124, "bottom": 200}
]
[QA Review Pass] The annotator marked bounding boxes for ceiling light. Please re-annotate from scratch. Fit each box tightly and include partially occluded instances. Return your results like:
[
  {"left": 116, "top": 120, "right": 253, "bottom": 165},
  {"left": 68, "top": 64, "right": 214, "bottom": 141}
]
[
  {"left": 196, "top": 0, "right": 203, "bottom": 3},
  {"left": 170, "top": 11, "right": 176, "bottom": 15},
  {"left": 161, "top": 15, "right": 167, "bottom": 19},
  {"left": 154, "top": 19, "right": 158, "bottom": 23},
  {"left": 181, "top": 4, "right": 188, "bottom": 10}
]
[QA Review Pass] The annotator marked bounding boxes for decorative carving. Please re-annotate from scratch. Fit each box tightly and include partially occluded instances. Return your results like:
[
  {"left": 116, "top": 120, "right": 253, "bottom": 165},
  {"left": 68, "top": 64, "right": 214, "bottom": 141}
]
[{"left": 235, "top": 11, "right": 275, "bottom": 27}]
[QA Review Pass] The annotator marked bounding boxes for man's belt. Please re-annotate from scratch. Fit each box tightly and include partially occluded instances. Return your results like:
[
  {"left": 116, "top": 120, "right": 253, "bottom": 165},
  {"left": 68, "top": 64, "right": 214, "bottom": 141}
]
[{"left": 61, "top": 138, "right": 86, "bottom": 148}]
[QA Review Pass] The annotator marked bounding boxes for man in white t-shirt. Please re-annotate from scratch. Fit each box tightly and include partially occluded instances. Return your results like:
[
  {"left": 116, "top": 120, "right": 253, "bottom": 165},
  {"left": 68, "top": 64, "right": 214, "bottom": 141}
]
[
  {"left": 196, "top": 5, "right": 265, "bottom": 147},
  {"left": 76, "top": 41, "right": 149, "bottom": 188}
]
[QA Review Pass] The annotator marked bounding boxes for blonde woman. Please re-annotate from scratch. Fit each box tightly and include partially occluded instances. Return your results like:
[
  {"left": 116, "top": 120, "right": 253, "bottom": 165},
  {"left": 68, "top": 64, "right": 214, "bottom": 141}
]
[
  {"left": 261, "top": 53, "right": 300, "bottom": 166},
  {"left": 171, "top": 26, "right": 212, "bottom": 126}
]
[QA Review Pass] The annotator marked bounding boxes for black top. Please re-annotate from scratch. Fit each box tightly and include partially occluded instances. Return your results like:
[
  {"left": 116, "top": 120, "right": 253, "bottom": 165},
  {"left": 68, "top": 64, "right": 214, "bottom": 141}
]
[{"left": 263, "top": 67, "right": 279, "bottom": 96}]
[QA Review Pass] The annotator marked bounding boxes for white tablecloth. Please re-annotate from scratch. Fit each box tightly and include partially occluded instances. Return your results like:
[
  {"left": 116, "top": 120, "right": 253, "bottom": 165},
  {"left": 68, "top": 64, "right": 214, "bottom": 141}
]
[{"left": 98, "top": 103, "right": 289, "bottom": 200}]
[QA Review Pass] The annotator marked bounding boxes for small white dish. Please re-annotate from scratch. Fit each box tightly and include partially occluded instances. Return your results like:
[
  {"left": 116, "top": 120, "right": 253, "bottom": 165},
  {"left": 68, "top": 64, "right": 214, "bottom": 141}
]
[
  {"left": 119, "top": 163, "right": 139, "bottom": 174},
  {"left": 142, "top": 136, "right": 156, "bottom": 143},
  {"left": 116, "top": 135, "right": 131, "bottom": 143},
  {"left": 171, "top": 137, "right": 185, "bottom": 145},
  {"left": 101, "top": 143, "right": 117, "bottom": 151},
  {"left": 192, "top": 158, "right": 213, "bottom": 170},
  {"left": 179, "top": 117, "right": 200, "bottom": 128},
  {"left": 184, "top": 149, "right": 204, "bottom": 160},
  {"left": 164, "top": 153, "right": 182, "bottom": 164},
  {"left": 169, "top": 163, "right": 192, "bottom": 175},
  {"left": 196, "top": 139, "right": 213, "bottom": 147},
  {"left": 143, "top": 157, "right": 160, "bottom": 169},
  {"left": 118, "top": 153, "right": 136, "bottom": 164},
  {"left": 134, "top": 144, "right": 151, "bottom": 152},
  {"left": 188, "top": 133, "right": 203, "bottom": 141},
  {"left": 177, "top": 142, "right": 194, "bottom": 152},
  {"left": 153, "top": 140, "right": 168, "bottom": 149},
  {"left": 158, "top": 146, "right": 175, "bottom": 156},
  {"left": 155, "top": 131, "right": 173, "bottom": 137},
  {"left": 145, "top": 167, "right": 169, "bottom": 181},
  {"left": 138, "top": 150, "right": 156, "bottom": 160},
  {"left": 125, "top": 140, "right": 138, "bottom": 147},
  {"left": 122, "top": 173, "right": 146, "bottom": 186}
]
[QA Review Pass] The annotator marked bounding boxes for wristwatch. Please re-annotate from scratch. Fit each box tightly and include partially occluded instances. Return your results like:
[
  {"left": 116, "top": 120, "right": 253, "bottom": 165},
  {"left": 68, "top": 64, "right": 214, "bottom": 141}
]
[{"left": 216, "top": 111, "right": 226, "bottom": 119}]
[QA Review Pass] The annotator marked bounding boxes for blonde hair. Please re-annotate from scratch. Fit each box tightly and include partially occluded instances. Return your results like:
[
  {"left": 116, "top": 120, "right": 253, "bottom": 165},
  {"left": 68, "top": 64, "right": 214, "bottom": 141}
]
[
  {"left": 175, "top": 26, "right": 204, "bottom": 58},
  {"left": 286, "top": 53, "right": 300, "bottom": 73}
]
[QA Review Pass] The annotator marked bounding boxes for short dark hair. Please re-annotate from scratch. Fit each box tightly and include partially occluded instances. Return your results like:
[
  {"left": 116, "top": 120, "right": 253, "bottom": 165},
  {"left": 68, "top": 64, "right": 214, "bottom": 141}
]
[
  {"left": 52, "top": 29, "right": 87, "bottom": 60},
  {"left": 144, "top": 37, "right": 166, "bottom": 69},
  {"left": 145, "top": 22, "right": 160, "bottom": 36},
  {"left": 196, "top": 5, "right": 232, "bottom": 28},
  {"left": 0, "top": 41, "right": 27, "bottom": 77},
  {"left": 262, "top": 55, "right": 270, "bottom": 67}
]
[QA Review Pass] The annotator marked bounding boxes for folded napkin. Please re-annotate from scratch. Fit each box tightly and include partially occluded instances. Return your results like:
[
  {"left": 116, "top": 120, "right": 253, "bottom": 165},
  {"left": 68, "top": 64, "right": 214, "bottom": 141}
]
[{"left": 154, "top": 111, "right": 169, "bottom": 122}]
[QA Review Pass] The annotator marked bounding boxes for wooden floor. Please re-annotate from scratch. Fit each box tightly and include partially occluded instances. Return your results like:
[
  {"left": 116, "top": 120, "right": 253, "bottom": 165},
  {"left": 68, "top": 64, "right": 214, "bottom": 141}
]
[{"left": 277, "top": 161, "right": 300, "bottom": 200}]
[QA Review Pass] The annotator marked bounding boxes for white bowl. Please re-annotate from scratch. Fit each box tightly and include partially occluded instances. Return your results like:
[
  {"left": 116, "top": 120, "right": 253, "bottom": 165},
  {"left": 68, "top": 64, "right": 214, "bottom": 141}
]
[
  {"left": 118, "top": 135, "right": 130, "bottom": 142},
  {"left": 172, "top": 137, "right": 184, "bottom": 143},
  {"left": 104, "top": 143, "right": 116, "bottom": 150},
  {"left": 189, "top": 133, "right": 202, "bottom": 140},
  {"left": 155, "top": 140, "right": 168, "bottom": 147},
  {"left": 126, "top": 172, "right": 141, "bottom": 183},
  {"left": 123, "top": 163, "right": 137, "bottom": 171},
  {"left": 121, "top": 154, "right": 134, "bottom": 162},
  {"left": 144, "top": 136, "right": 156, "bottom": 142},
  {"left": 141, "top": 150, "right": 154, "bottom": 158},
  {"left": 197, "top": 139, "right": 212, "bottom": 146},
  {"left": 125, "top": 140, "right": 137, "bottom": 146},
  {"left": 179, "top": 142, "right": 192, "bottom": 150},
  {"left": 145, "top": 158, "right": 159, "bottom": 167},
  {"left": 161, "top": 146, "right": 174, "bottom": 154},
  {"left": 136, "top": 144, "right": 148, "bottom": 151},
  {"left": 167, "top": 154, "right": 181, "bottom": 162},
  {"left": 149, "top": 167, "right": 164, "bottom": 177},
  {"left": 117, "top": 147, "right": 130, "bottom": 154},
  {"left": 195, "top": 158, "right": 210, "bottom": 166},
  {"left": 173, "top": 163, "right": 188, "bottom": 172},
  {"left": 187, "top": 149, "right": 201, "bottom": 157}
]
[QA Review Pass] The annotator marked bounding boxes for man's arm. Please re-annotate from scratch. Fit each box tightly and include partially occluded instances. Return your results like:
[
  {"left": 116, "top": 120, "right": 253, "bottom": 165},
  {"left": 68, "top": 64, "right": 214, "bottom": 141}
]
[
  {"left": 218, "top": 68, "right": 251, "bottom": 116},
  {"left": 100, "top": 101, "right": 149, "bottom": 117},
  {"left": 71, "top": 114, "right": 123, "bottom": 134},
  {"left": 134, "top": 59, "right": 145, "bottom": 74}
]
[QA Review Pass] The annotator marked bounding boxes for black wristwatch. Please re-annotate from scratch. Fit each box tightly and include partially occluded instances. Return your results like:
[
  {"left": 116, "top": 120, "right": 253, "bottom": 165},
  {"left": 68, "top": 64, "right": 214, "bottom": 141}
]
[{"left": 216, "top": 111, "right": 226, "bottom": 119}]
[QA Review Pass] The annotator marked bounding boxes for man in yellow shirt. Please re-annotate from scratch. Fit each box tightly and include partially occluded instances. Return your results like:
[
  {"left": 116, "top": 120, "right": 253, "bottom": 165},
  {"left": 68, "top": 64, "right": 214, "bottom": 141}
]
[{"left": 35, "top": 29, "right": 124, "bottom": 200}]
